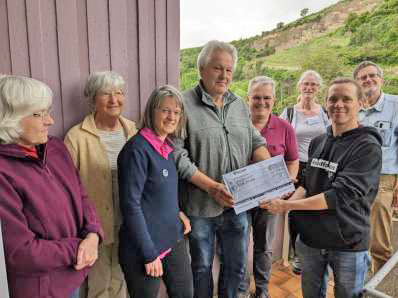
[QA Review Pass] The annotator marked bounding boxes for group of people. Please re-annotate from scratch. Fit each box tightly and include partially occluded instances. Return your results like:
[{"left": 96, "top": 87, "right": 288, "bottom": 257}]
[{"left": 0, "top": 39, "right": 396, "bottom": 298}]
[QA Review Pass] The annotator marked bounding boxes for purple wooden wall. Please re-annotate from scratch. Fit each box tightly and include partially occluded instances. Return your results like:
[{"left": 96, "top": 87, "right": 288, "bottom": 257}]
[{"left": 0, "top": 0, "right": 180, "bottom": 137}]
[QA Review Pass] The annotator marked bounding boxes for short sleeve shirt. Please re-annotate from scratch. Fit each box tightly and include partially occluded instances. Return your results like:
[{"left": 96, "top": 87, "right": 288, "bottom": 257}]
[{"left": 261, "top": 114, "right": 299, "bottom": 161}]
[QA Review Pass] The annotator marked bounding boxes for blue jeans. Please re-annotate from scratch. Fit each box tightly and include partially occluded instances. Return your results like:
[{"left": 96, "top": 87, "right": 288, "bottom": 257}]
[
  {"left": 296, "top": 238, "right": 370, "bottom": 298},
  {"left": 189, "top": 209, "right": 249, "bottom": 298},
  {"left": 69, "top": 288, "right": 80, "bottom": 298}
]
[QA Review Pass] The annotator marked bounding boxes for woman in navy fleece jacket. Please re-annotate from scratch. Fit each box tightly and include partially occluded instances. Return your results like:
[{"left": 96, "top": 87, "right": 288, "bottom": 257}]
[
  {"left": 118, "top": 85, "right": 193, "bottom": 298},
  {"left": 0, "top": 75, "right": 103, "bottom": 298}
]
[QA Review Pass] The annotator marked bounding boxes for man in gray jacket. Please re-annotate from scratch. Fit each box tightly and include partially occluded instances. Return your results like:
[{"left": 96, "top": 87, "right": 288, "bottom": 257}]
[{"left": 174, "top": 40, "right": 270, "bottom": 298}]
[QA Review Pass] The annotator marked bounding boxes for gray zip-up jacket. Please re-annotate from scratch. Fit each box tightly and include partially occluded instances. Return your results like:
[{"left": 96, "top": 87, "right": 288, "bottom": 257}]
[{"left": 174, "top": 83, "right": 266, "bottom": 217}]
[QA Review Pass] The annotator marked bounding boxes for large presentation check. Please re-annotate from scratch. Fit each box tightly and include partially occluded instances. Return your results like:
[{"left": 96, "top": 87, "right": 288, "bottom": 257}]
[{"left": 223, "top": 155, "right": 295, "bottom": 214}]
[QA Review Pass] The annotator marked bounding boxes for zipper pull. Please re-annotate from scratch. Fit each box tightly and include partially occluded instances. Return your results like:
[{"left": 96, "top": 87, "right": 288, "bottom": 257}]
[{"left": 223, "top": 126, "right": 229, "bottom": 135}]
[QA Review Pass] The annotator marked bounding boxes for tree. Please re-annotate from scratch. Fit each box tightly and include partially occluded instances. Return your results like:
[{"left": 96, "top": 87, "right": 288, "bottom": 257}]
[
  {"left": 300, "top": 8, "right": 309, "bottom": 17},
  {"left": 276, "top": 22, "right": 284, "bottom": 29}
]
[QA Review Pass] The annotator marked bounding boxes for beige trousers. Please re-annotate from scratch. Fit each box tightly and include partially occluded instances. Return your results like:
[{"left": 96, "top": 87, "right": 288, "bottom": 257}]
[
  {"left": 370, "top": 174, "right": 397, "bottom": 273},
  {"left": 87, "top": 241, "right": 127, "bottom": 298}
]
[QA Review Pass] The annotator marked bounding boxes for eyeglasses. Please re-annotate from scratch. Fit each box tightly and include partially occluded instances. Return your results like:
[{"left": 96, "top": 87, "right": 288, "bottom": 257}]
[
  {"left": 32, "top": 108, "right": 52, "bottom": 120},
  {"left": 301, "top": 82, "right": 319, "bottom": 87},
  {"left": 358, "top": 73, "right": 379, "bottom": 82},
  {"left": 97, "top": 90, "right": 124, "bottom": 97},
  {"left": 157, "top": 108, "right": 182, "bottom": 117},
  {"left": 250, "top": 95, "right": 273, "bottom": 101}
]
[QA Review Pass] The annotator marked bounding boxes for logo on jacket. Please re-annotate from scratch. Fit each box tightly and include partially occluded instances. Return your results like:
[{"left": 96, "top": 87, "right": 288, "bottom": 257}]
[
  {"left": 162, "top": 169, "right": 169, "bottom": 177},
  {"left": 311, "top": 158, "right": 338, "bottom": 179}
]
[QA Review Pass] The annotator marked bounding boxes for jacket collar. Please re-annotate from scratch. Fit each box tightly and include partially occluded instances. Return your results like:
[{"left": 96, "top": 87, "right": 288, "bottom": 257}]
[
  {"left": 0, "top": 138, "right": 49, "bottom": 162},
  {"left": 195, "top": 81, "right": 237, "bottom": 107},
  {"left": 81, "top": 113, "right": 135, "bottom": 138}
]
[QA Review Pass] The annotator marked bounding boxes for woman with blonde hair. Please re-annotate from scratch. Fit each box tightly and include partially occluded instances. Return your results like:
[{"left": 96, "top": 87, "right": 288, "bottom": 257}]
[
  {"left": 280, "top": 70, "right": 330, "bottom": 274},
  {"left": 118, "top": 85, "right": 193, "bottom": 298}
]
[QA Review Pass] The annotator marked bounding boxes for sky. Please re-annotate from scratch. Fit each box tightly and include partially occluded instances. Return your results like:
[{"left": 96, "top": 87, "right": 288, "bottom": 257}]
[{"left": 181, "top": 0, "right": 340, "bottom": 49}]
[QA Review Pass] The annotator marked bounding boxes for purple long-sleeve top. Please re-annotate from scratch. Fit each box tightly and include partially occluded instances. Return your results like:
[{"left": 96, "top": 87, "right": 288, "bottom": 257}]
[{"left": 0, "top": 136, "right": 103, "bottom": 298}]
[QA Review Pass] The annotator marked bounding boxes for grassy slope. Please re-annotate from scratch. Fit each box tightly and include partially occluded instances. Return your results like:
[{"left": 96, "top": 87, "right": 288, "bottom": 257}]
[{"left": 180, "top": 0, "right": 398, "bottom": 114}]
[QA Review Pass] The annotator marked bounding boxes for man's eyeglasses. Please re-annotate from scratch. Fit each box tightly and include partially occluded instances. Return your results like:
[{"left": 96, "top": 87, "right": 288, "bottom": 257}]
[
  {"left": 251, "top": 95, "right": 273, "bottom": 101},
  {"left": 358, "top": 73, "right": 379, "bottom": 82}
]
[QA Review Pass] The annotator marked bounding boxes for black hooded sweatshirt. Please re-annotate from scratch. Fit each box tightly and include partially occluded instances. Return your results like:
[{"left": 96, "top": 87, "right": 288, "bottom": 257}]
[{"left": 291, "top": 125, "right": 382, "bottom": 251}]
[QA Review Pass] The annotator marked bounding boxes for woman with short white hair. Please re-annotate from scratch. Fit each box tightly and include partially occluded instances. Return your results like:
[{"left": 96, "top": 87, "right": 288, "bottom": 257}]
[
  {"left": 0, "top": 75, "right": 103, "bottom": 298},
  {"left": 65, "top": 71, "right": 136, "bottom": 298}
]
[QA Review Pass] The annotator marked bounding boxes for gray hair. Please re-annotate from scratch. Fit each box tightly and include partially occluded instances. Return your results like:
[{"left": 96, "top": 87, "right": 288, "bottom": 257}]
[
  {"left": 141, "top": 85, "right": 186, "bottom": 139},
  {"left": 197, "top": 40, "right": 238, "bottom": 77},
  {"left": 297, "top": 70, "right": 323, "bottom": 89},
  {"left": 248, "top": 76, "right": 276, "bottom": 98},
  {"left": 353, "top": 61, "right": 384, "bottom": 80},
  {"left": 0, "top": 75, "right": 52, "bottom": 144},
  {"left": 84, "top": 71, "right": 125, "bottom": 110}
]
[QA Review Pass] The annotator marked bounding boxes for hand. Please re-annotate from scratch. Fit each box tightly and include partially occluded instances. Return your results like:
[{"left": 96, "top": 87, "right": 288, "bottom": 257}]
[
  {"left": 208, "top": 183, "right": 234, "bottom": 207},
  {"left": 179, "top": 211, "right": 191, "bottom": 235},
  {"left": 145, "top": 257, "right": 163, "bottom": 277},
  {"left": 74, "top": 233, "right": 99, "bottom": 270},
  {"left": 281, "top": 191, "right": 294, "bottom": 200},
  {"left": 259, "top": 199, "right": 289, "bottom": 214}
]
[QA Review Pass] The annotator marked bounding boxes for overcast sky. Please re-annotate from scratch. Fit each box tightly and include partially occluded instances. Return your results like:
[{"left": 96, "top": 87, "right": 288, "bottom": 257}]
[{"left": 181, "top": 0, "right": 340, "bottom": 49}]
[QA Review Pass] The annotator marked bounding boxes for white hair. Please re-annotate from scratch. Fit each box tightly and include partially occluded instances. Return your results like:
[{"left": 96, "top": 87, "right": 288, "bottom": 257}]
[
  {"left": 248, "top": 76, "right": 276, "bottom": 98},
  {"left": 297, "top": 70, "right": 323, "bottom": 89},
  {"left": 0, "top": 75, "right": 52, "bottom": 144},
  {"left": 84, "top": 71, "right": 125, "bottom": 111},
  {"left": 197, "top": 40, "right": 238, "bottom": 77}
]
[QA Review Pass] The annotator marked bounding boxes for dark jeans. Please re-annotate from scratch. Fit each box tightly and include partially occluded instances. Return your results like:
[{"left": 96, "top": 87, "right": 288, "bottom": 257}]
[
  {"left": 239, "top": 208, "right": 276, "bottom": 298},
  {"left": 120, "top": 238, "right": 193, "bottom": 298},
  {"left": 189, "top": 208, "right": 249, "bottom": 298}
]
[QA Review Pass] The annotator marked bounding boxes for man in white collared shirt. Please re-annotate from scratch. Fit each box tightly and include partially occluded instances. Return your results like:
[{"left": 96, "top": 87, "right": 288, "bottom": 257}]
[{"left": 354, "top": 61, "right": 398, "bottom": 273}]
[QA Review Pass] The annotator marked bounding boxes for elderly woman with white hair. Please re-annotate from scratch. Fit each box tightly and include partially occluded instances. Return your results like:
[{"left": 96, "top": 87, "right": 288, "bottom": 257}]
[
  {"left": 118, "top": 85, "right": 193, "bottom": 298},
  {"left": 280, "top": 70, "right": 330, "bottom": 274},
  {"left": 0, "top": 75, "right": 103, "bottom": 298},
  {"left": 65, "top": 71, "right": 136, "bottom": 298}
]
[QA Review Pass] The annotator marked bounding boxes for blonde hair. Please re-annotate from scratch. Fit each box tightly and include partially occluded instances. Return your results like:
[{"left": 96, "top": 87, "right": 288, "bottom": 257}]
[{"left": 141, "top": 85, "right": 186, "bottom": 139}]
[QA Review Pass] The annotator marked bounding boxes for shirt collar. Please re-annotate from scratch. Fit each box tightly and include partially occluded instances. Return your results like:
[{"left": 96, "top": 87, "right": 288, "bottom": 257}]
[
  {"left": 18, "top": 145, "right": 39, "bottom": 159},
  {"left": 265, "top": 114, "right": 277, "bottom": 129},
  {"left": 361, "top": 92, "right": 385, "bottom": 112},
  {"left": 140, "top": 128, "right": 173, "bottom": 159}
]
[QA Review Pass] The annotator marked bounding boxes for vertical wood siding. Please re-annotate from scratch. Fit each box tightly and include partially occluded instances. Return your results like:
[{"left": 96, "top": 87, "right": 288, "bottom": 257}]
[{"left": 0, "top": 0, "right": 180, "bottom": 137}]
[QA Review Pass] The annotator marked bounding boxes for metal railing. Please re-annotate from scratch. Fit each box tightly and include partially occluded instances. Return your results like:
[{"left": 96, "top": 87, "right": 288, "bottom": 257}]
[{"left": 363, "top": 250, "right": 398, "bottom": 298}]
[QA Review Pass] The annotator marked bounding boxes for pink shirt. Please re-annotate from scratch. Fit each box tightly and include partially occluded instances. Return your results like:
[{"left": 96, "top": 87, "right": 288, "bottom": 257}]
[
  {"left": 140, "top": 127, "right": 174, "bottom": 259},
  {"left": 140, "top": 128, "right": 173, "bottom": 159},
  {"left": 261, "top": 114, "right": 299, "bottom": 161}
]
